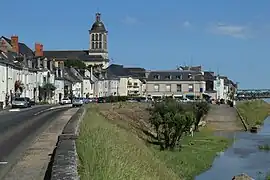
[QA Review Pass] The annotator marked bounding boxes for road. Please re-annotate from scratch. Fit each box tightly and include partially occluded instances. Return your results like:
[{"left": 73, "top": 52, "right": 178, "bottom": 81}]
[{"left": 0, "top": 105, "right": 72, "bottom": 179}]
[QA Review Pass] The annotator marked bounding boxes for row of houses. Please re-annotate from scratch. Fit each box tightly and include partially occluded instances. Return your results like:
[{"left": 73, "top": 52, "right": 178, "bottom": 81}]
[
  {"left": 91, "top": 64, "right": 237, "bottom": 101},
  {"left": 0, "top": 13, "right": 237, "bottom": 109},
  {"left": 0, "top": 34, "right": 236, "bottom": 109}
]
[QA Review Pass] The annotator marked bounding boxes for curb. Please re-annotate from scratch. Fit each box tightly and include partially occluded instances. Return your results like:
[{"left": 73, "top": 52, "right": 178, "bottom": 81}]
[
  {"left": 50, "top": 106, "right": 86, "bottom": 180},
  {"left": 234, "top": 106, "right": 249, "bottom": 131}
]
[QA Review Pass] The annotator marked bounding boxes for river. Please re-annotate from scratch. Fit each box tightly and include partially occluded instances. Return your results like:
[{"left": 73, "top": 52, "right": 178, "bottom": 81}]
[{"left": 196, "top": 99, "right": 270, "bottom": 180}]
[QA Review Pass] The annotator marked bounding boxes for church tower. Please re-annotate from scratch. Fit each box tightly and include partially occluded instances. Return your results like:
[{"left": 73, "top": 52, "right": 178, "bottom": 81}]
[{"left": 89, "top": 13, "right": 108, "bottom": 59}]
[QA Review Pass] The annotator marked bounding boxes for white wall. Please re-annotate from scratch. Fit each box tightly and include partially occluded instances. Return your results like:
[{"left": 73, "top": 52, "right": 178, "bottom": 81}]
[
  {"left": 214, "top": 77, "right": 225, "bottom": 100},
  {"left": 72, "top": 82, "right": 82, "bottom": 97},
  {"left": 95, "top": 79, "right": 119, "bottom": 97},
  {"left": 55, "top": 79, "right": 65, "bottom": 103},
  {"left": 82, "top": 79, "right": 94, "bottom": 98},
  {"left": 0, "top": 63, "right": 6, "bottom": 108}
]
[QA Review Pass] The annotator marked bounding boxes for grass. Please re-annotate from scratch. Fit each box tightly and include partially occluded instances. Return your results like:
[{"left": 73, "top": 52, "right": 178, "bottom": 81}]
[
  {"left": 76, "top": 109, "right": 179, "bottom": 180},
  {"left": 258, "top": 144, "right": 270, "bottom": 151},
  {"left": 236, "top": 100, "right": 270, "bottom": 127},
  {"left": 76, "top": 104, "right": 232, "bottom": 180},
  {"left": 151, "top": 128, "right": 231, "bottom": 180}
]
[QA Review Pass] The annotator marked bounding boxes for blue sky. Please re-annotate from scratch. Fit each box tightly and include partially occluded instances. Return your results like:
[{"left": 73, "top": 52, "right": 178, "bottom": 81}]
[{"left": 1, "top": 0, "right": 270, "bottom": 89}]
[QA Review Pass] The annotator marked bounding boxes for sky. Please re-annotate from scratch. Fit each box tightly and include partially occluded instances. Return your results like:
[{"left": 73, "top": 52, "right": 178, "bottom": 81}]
[{"left": 1, "top": 0, "right": 270, "bottom": 89}]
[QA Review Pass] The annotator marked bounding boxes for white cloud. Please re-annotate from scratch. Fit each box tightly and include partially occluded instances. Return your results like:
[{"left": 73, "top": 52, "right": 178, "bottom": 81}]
[
  {"left": 208, "top": 23, "right": 250, "bottom": 39},
  {"left": 122, "top": 16, "right": 140, "bottom": 25},
  {"left": 182, "top": 21, "right": 191, "bottom": 28}
]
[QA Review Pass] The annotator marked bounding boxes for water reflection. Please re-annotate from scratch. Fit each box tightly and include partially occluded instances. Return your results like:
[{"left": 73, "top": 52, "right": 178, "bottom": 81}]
[{"left": 196, "top": 99, "right": 270, "bottom": 180}]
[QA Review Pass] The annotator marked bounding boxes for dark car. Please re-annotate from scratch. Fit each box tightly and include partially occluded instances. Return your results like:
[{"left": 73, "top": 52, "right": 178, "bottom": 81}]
[
  {"left": 25, "top": 97, "right": 35, "bottom": 106},
  {"left": 97, "top": 97, "right": 106, "bottom": 103}
]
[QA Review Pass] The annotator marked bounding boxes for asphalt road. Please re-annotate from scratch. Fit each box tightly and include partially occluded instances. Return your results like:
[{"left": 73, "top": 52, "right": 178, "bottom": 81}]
[{"left": 0, "top": 105, "right": 71, "bottom": 179}]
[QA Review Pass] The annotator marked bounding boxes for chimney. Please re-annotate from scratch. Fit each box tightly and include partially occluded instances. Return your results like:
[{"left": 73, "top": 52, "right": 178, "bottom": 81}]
[
  {"left": 49, "top": 60, "right": 53, "bottom": 70},
  {"left": 96, "top": 13, "right": 101, "bottom": 22},
  {"left": 54, "top": 59, "right": 58, "bottom": 68},
  {"left": 43, "top": 58, "right": 47, "bottom": 69},
  {"left": 28, "top": 59, "right": 32, "bottom": 68},
  {"left": 37, "top": 57, "right": 41, "bottom": 68},
  {"left": 35, "top": 43, "right": 44, "bottom": 57},
  {"left": 11, "top": 35, "right": 19, "bottom": 54}
]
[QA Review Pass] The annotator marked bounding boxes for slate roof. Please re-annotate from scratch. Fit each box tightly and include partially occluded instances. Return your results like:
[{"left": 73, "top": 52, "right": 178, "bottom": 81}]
[
  {"left": 204, "top": 71, "right": 215, "bottom": 81},
  {"left": 89, "top": 13, "right": 107, "bottom": 33},
  {"left": 179, "top": 66, "right": 202, "bottom": 72},
  {"left": 147, "top": 70, "right": 204, "bottom": 81},
  {"left": 63, "top": 67, "right": 82, "bottom": 82},
  {"left": 43, "top": 50, "right": 109, "bottom": 62},
  {"left": 1, "top": 36, "right": 34, "bottom": 57},
  {"left": 105, "top": 64, "right": 146, "bottom": 80}
]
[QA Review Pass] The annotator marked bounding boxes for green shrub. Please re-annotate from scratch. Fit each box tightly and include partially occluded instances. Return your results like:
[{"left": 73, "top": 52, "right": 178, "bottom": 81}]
[{"left": 148, "top": 99, "right": 195, "bottom": 150}]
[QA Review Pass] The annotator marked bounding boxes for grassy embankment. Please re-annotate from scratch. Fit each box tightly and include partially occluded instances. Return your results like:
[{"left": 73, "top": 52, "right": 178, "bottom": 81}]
[
  {"left": 76, "top": 103, "right": 231, "bottom": 180},
  {"left": 236, "top": 100, "right": 270, "bottom": 127}
]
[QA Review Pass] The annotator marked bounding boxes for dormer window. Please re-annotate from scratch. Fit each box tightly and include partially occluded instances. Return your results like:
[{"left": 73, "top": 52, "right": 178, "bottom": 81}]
[
  {"left": 165, "top": 75, "right": 171, "bottom": 80},
  {"left": 153, "top": 75, "right": 160, "bottom": 80},
  {"left": 176, "top": 75, "right": 182, "bottom": 80}
]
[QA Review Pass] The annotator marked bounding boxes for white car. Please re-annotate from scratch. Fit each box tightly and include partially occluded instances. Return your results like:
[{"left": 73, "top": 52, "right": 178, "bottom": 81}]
[{"left": 60, "top": 98, "right": 71, "bottom": 105}]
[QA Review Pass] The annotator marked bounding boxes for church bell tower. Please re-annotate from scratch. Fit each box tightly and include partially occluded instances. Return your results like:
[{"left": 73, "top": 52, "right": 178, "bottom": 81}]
[{"left": 89, "top": 13, "right": 108, "bottom": 59}]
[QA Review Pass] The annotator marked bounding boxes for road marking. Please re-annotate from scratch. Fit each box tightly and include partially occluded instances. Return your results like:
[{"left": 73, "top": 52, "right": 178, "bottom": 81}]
[
  {"left": 34, "top": 105, "right": 71, "bottom": 116},
  {"left": 0, "top": 161, "right": 8, "bottom": 165},
  {"left": 9, "top": 109, "right": 20, "bottom": 112}
]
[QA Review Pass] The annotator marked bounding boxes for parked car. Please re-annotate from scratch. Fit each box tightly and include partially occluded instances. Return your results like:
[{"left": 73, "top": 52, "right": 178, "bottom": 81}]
[
  {"left": 97, "top": 97, "right": 106, "bottom": 103},
  {"left": 60, "top": 98, "right": 71, "bottom": 105},
  {"left": 72, "top": 98, "right": 84, "bottom": 107},
  {"left": 25, "top": 97, "right": 35, "bottom": 106},
  {"left": 12, "top": 97, "right": 31, "bottom": 108},
  {"left": 82, "top": 98, "right": 90, "bottom": 104}
]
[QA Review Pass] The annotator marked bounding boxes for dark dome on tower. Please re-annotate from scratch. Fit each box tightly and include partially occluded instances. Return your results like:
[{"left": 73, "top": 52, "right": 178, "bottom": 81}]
[{"left": 90, "top": 13, "right": 107, "bottom": 32}]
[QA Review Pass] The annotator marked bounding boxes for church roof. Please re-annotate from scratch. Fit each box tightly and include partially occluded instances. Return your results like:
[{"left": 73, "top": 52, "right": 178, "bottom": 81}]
[
  {"left": 89, "top": 13, "right": 107, "bottom": 33},
  {"left": 43, "top": 50, "right": 109, "bottom": 62}
]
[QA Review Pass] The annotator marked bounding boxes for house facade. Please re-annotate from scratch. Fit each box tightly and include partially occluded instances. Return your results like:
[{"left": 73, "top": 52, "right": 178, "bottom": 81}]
[
  {"left": 146, "top": 70, "right": 206, "bottom": 99},
  {"left": 0, "top": 35, "right": 57, "bottom": 108}
]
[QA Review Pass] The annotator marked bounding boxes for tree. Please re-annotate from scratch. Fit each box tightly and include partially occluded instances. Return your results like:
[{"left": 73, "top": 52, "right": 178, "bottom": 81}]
[
  {"left": 42, "top": 83, "right": 56, "bottom": 101},
  {"left": 149, "top": 99, "right": 195, "bottom": 150},
  {"left": 193, "top": 101, "right": 210, "bottom": 131},
  {"left": 65, "top": 59, "right": 86, "bottom": 69}
]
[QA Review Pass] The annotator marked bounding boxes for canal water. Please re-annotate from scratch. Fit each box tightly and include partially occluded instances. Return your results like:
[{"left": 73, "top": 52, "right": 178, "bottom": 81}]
[{"left": 196, "top": 99, "right": 270, "bottom": 180}]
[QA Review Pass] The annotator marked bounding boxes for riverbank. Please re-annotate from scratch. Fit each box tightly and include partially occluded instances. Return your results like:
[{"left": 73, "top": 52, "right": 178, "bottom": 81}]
[
  {"left": 76, "top": 103, "right": 231, "bottom": 180},
  {"left": 236, "top": 100, "right": 270, "bottom": 127}
]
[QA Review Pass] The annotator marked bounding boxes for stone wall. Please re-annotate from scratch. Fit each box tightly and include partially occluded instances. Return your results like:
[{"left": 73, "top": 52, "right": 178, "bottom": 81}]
[{"left": 50, "top": 107, "right": 85, "bottom": 180}]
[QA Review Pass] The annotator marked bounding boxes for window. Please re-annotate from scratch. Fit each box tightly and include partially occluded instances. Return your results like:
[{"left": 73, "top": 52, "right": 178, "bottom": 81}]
[
  {"left": 104, "top": 42, "right": 107, "bottom": 49},
  {"left": 95, "top": 42, "right": 98, "bottom": 49},
  {"left": 166, "top": 84, "right": 171, "bottom": 92},
  {"left": 177, "top": 84, "right": 182, "bottom": 92},
  {"left": 153, "top": 75, "right": 160, "bottom": 80},
  {"left": 105, "top": 82, "right": 107, "bottom": 88},
  {"left": 188, "top": 84, "right": 194, "bottom": 92},
  {"left": 95, "top": 34, "right": 98, "bottom": 41},
  {"left": 134, "top": 82, "right": 138, "bottom": 86},
  {"left": 165, "top": 75, "right": 171, "bottom": 80},
  {"left": 154, "top": 84, "right": 159, "bottom": 92},
  {"left": 92, "top": 42, "right": 95, "bottom": 49},
  {"left": 176, "top": 75, "right": 182, "bottom": 80},
  {"left": 99, "top": 34, "right": 102, "bottom": 41},
  {"left": 98, "top": 42, "right": 102, "bottom": 49},
  {"left": 91, "top": 34, "right": 95, "bottom": 41}
]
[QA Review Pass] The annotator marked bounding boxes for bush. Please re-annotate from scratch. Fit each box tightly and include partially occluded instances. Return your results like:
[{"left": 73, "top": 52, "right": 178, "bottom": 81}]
[
  {"left": 193, "top": 101, "right": 210, "bottom": 131},
  {"left": 148, "top": 99, "right": 195, "bottom": 150}
]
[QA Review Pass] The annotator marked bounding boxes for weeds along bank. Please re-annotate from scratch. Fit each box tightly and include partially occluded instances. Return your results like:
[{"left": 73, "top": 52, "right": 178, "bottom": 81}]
[
  {"left": 236, "top": 100, "right": 270, "bottom": 127},
  {"left": 76, "top": 101, "right": 231, "bottom": 180}
]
